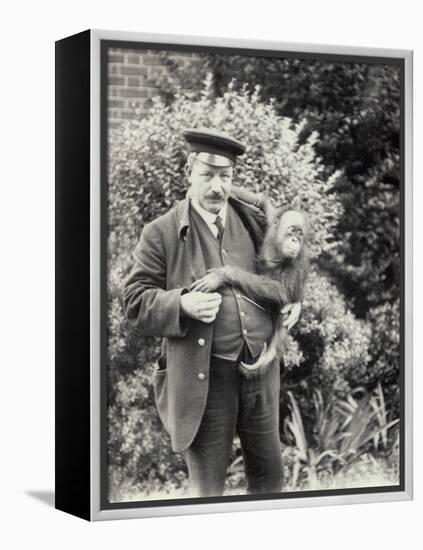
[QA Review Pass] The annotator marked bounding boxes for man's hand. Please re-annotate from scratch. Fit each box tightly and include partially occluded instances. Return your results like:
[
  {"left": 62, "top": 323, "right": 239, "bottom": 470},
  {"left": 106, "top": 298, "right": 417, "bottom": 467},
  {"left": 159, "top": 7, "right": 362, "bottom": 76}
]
[
  {"left": 180, "top": 291, "right": 222, "bottom": 323},
  {"left": 281, "top": 302, "right": 302, "bottom": 332},
  {"left": 189, "top": 268, "right": 226, "bottom": 293}
]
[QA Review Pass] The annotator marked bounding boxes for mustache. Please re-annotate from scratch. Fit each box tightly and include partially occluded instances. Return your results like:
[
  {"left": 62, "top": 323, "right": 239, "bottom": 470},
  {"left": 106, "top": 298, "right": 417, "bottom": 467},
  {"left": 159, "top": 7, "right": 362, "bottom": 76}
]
[{"left": 205, "top": 192, "right": 226, "bottom": 199}]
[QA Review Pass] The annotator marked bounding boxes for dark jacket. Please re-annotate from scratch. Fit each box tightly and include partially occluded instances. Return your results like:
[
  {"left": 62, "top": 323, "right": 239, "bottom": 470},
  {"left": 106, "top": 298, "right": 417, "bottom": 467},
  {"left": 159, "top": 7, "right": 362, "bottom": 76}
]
[{"left": 123, "top": 195, "right": 267, "bottom": 452}]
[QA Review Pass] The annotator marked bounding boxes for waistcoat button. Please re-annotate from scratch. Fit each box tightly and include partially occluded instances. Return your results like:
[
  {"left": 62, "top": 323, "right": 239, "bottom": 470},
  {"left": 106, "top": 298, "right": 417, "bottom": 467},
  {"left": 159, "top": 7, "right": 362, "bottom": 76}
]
[
  {"left": 198, "top": 372, "right": 206, "bottom": 380},
  {"left": 198, "top": 338, "right": 205, "bottom": 346}
]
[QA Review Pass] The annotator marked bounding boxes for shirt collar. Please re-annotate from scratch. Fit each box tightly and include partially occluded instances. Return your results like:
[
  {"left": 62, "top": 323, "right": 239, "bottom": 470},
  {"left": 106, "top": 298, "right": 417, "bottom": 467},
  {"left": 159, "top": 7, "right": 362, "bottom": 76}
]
[{"left": 191, "top": 199, "right": 227, "bottom": 227}]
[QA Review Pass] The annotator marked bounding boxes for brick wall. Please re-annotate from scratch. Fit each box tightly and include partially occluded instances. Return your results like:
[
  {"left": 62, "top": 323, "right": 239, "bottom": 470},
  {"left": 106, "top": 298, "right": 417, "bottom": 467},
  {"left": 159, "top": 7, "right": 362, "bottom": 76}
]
[{"left": 107, "top": 47, "right": 199, "bottom": 129}]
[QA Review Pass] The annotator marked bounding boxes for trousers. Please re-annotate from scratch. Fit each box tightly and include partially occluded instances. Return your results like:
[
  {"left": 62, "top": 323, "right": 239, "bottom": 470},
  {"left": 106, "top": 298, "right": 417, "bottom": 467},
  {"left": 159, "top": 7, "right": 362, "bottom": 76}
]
[{"left": 184, "top": 347, "right": 283, "bottom": 497}]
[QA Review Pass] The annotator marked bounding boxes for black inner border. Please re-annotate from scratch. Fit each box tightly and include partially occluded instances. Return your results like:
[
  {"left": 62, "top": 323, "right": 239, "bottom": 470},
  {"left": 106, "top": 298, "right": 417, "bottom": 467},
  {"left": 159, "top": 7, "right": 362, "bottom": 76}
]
[{"left": 100, "top": 38, "right": 406, "bottom": 511}]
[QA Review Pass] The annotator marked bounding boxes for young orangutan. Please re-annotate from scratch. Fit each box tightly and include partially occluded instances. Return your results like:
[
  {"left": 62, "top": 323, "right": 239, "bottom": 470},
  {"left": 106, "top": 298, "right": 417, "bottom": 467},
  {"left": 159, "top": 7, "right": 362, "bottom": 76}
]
[{"left": 190, "top": 198, "right": 310, "bottom": 377}]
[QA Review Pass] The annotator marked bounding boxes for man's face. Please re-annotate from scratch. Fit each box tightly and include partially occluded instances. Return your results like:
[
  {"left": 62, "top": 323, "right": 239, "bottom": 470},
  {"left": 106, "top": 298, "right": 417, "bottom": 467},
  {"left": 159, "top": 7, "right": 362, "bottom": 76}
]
[{"left": 186, "top": 158, "right": 233, "bottom": 214}]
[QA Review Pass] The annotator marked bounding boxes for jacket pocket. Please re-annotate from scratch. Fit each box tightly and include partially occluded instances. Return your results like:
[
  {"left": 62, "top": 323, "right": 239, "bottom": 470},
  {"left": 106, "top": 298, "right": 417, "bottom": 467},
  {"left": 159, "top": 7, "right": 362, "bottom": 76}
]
[
  {"left": 153, "top": 354, "right": 169, "bottom": 431},
  {"left": 154, "top": 353, "right": 167, "bottom": 374}
]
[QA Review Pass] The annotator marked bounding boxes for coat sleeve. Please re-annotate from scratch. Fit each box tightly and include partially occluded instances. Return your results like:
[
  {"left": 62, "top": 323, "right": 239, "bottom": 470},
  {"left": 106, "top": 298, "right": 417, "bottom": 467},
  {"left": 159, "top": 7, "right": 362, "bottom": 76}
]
[
  {"left": 123, "top": 221, "right": 191, "bottom": 338},
  {"left": 231, "top": 186, "right": 266, "bottom": 211}
]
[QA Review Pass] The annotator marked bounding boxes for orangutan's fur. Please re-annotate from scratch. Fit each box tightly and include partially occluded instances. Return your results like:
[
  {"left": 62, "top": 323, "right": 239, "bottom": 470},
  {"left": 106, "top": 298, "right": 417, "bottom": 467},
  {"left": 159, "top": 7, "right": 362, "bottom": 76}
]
[{"left": 218, "top": 203, "right": 310, "bottom": 376}]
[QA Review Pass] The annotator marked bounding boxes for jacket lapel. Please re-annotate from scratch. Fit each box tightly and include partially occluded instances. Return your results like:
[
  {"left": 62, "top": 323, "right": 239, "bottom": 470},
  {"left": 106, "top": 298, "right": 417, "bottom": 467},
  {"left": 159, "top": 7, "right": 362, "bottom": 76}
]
[
  {"left": 173, "top": 195, "right": 266, "bottom": 282},
  {"left": 174, "top": 199, "right": 208, "bottom": 282}
]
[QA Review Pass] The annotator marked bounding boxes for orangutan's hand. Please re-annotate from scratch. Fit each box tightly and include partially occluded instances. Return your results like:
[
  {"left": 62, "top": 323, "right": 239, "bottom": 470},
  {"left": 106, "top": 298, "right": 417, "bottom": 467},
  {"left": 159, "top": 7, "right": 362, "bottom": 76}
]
[
  {"left": 281, "top": 302, "right": 301, "bottom": 331},
  {"left": 189, "top": 268, "right": 227, "bottom": 293}
]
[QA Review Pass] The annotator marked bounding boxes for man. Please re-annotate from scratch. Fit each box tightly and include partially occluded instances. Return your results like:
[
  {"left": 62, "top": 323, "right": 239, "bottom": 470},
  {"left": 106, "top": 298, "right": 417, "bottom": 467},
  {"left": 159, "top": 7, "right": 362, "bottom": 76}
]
[{"left": 123, "top": 128, "right": 300, "bottom": 497}]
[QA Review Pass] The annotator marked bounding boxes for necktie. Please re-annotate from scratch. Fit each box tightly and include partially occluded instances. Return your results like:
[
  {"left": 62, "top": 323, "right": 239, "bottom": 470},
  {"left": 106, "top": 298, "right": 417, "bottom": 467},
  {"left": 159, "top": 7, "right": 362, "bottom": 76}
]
[{"left": 214, "top": 215, "right": 224, "bottom": 244}]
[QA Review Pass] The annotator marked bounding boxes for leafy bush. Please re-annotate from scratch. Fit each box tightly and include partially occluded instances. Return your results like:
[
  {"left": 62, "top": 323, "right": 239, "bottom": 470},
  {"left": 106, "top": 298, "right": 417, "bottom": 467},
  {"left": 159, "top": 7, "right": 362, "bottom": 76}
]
[
  {"left": 294, "top": 270, "right": 371, "bottom": 394},
  {"left": 107, "top": 80, "right": 372, "bottom": 497},
  {"left": 363, "top": 299, "right": 400, "bottom": 416}
]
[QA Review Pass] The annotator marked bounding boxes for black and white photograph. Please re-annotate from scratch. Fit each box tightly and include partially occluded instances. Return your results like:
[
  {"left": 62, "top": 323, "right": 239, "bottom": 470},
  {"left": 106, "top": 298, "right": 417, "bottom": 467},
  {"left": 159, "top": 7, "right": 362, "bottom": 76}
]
[
  {"left": 103, "top": 39, "right": 405, "bottom": 507},
  {"left": 4, "top": 0, "right": 423, "bottom": 543}
]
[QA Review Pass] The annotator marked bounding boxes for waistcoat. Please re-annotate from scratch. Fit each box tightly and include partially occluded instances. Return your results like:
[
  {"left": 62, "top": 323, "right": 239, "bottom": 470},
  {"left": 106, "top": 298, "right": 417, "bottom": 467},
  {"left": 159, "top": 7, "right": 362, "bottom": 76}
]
[{"left": 190, "top": 203, "right": 274, "bottom": 360}]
